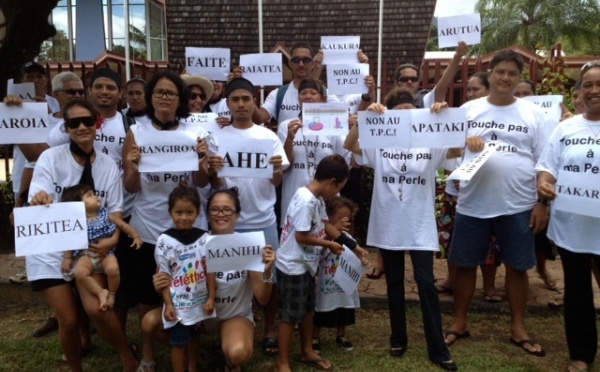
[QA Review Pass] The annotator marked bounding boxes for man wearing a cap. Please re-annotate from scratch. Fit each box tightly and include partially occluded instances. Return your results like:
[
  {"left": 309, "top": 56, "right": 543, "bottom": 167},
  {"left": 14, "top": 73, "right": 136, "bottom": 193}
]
[{"left": 21, "top": 61, "right": 60, "bottom": 113}]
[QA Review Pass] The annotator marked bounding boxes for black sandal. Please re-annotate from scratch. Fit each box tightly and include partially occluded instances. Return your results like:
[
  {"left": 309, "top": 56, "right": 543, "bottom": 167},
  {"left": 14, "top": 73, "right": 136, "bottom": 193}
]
[{"left": 262, "top": 337, "right": 278, "bottom": 356}]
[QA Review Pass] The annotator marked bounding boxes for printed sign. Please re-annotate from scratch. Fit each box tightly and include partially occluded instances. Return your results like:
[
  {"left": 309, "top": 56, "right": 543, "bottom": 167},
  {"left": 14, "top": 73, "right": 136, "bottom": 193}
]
[
  {"left": 240, "top": 53, "right": 283, "bottom": 87},
  {"left": 0, "top": 102, "right": 51, "bottom": 145},
  {"left": 410, "top": 108, "right": 467, "bottom": 148},
  {"left": 137, "top": 129, "right": 199, "bottom": 173},
  {"left": 205, "top": 232, "right": 266, "bottom": 273},
  {"left": 302, "top": 103, "right": 349, "bottom": 136},
  {"left": 217, "top": 137, "right": 274, "bottom": 178},
  {"left": 332, "top": 247, "right": 366, "bottom": 295},
  {"left": 181, "top": 113, "right": 222, "bottom": 134},
  {"left": 446, "top": 143, "right": 496, "bottom": 181},
  {"left": 186, "top": 47, "right": 231, "bottom": 81},
  {"left": 554, "top": 170, "right": 600, "bottom": 218},
  {"left": 437, "top": 13, "right": 481, "bottom": 48},
  {"left": 522, "top": 95, "right": 563, "bottom": 122},
  {"left": 357, "top": 110, "right": 412, "bottom": 149},
  {"left": 321, "top": 36, "right": 361, "bottom": 65},
  {"left": 326, "top": 63, "right": 369, "bottom": 95},
  {"left": 7, "top": 79, "right": 35, "bottom": 101}
]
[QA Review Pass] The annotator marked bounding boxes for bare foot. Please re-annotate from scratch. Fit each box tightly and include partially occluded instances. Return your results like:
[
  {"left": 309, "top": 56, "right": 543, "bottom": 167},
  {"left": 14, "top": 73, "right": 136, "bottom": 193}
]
[
  {"left": 107, "top": 291, "right": 116, "bottom": 310},
  {"left": 98, "top": 289, "right": 109, "bottom": 311},
  {"left": 536, "top": 268, "right": 558, "bottom": 290},
  {"left": 274, "top": 363, "right": 293, "bottom": 372}
]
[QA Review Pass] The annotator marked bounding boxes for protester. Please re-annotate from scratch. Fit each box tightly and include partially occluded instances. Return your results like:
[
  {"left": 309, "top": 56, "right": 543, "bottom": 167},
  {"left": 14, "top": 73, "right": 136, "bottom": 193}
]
[
  {"left": 124, "top": 77, "right": 151, "bottom": 126},
  {"left": 515, "top": 79, "right": 536, "bottom": 98},
  {"left": 202, "top": 79, "right": 231, "bottom": 124},
  {"left": 181, "top": 74, "right": 213, "bottom": 113}
]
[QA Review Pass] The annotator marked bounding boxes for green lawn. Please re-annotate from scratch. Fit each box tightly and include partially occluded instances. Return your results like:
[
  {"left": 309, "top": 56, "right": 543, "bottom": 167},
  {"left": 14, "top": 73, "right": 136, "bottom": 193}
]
[{"left": 0, "top": 303, "right": 580, "bottom": 371}]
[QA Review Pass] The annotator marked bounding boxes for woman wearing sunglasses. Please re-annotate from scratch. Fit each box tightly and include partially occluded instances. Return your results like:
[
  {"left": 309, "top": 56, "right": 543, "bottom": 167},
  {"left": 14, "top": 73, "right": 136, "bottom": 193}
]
[{"left": 27, "top": 99, "right": 138, "bottom": 372}]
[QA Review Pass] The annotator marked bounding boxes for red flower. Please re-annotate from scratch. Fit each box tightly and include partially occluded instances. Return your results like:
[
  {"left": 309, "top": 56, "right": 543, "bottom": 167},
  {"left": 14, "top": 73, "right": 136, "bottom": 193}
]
[{"left": 95, "top": 115, "right": 104, "bottom": 129}]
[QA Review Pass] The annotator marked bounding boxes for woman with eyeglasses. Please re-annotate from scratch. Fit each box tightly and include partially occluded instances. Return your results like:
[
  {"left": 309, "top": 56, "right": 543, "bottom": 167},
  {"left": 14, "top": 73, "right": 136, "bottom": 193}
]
[
  {"left": 536, "top": 60, "right": 600, "bottom": 372},
  {"left": 122, "top": 71, "right": 211, "bottom": 369},
  {"left": 27, "top": 99, "right": 138, "bottom": 371}
]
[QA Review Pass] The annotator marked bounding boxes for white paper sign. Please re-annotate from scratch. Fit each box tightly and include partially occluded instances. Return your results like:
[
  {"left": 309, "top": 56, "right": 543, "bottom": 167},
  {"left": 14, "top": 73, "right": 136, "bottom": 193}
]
[
  {"left": 302, "top": 103, "right": 349, "bottom": 136},
  {"left": 332, "top": 247, "right": 366, "bottom": 295},
  {"left": 7, "top": 79, "right": 36, "bottom": 101},
  {"left": 357, "top": 110, "right": 412, "bottom": 149},
  {"left": 446, "top": 143, "right": 496, "bottom": 181},
  {"left": 321, "top": 36, "right": 360, "bottom": 65},
  {"left": 326, "top": 63, "right": 369, "bottom": 95},
  {"left": 185, "top": 47, "right": 231, "bottom": 81},
  {"left": 181, "top": 113, "right": 222, "bottom": 134},
  {"left": 0, "top": 102, "right": 51, "bottom": 145},
  {"left": 437, "top": 14, "right": 481, "bottom": 48},
  {"left": 240, "top": 53, "right": 283, "bottom": 87},
  {"left": 410, "top": 108, "right": 467, "bottom": 148},
  {"left": 554, "top": 170, "right": 600, "bottom": 218},
  {"left": 217, "top": 138, "right": 274, "bottom": 178},
  {"left": 14, "top": 202, "right": 88, "bottom": 257},
  {"left": 523, "top": 95, "right": 563, "bottom": 122},
  {"left": 137, "top": 130, "right": 199, "bottom": 173},
  {"left": 205, "top": 232, "right": 266, "bottom": 273}
]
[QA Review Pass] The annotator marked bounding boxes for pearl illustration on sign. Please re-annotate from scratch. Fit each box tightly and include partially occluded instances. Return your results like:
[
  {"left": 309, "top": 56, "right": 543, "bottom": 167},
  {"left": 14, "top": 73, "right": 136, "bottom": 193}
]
[{"left": 307, "top": 121, "right": 324, "bottom": 131}]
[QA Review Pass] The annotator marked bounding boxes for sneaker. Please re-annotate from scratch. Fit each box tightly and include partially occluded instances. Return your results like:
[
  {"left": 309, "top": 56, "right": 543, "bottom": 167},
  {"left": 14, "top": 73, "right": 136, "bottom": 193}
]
[
  {"left": 32, "top": 316, "right": 59, "bottom": 337},
  {"left": 9, "top": 271, "right": 27, "bottom": 284},
  {"left": 336, "top": 336, "right": 354, "bottom": 351},
  {"left": 312, "top": 338, "right": 321, "bottom": 353}
]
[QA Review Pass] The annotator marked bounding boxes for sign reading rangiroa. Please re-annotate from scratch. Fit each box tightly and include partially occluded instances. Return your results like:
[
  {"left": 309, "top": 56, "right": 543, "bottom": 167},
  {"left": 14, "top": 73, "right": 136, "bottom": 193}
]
[
  {"left": 326, "top": 63, "right": 369, "bottom": 95},
  {"left": 321, "top": 36, "right": 360, "bottom": 65},
  {"left": 302, "top": 102, "right": 349, "bottom": 136},
  {"left": 205, "top": 232, "right": 266, "bottom": 273},
  {"left": 332, "top": 247, "right": 366, "bottom": 295},
  {"left": 437, "top": 13, "right": 481, "bottom": 48},
  {"left": 357, "top": 110, "right": 412, "bottom": 149},
  {"left": 522, "top": 95, "right": 563, "bottom": 122},
  {"left": 181, "top": 113, "right": 222, "bottom": 134},
  {"left": 136, "top": 129, "right": 199, "bottom": 173},
  {"left": 14, "top": 202, "right": 88, "bottom": 257},
  {"left": 239, "top": 53, "right": 283, "bottom": 87},
  {"left": 410, "top": 108, "right": 467, "bottom": 148},
  {"left": 0, "top": 102, "right": 50, "bottom": 145},
  {"left": 217, "top": 138, "right": 274, "bottom": 178},
  {"left": 554, "top": 170, "right": 600, "bottom": 218},
  {"left": 446, "top": 143, "right": 496, "bottom": 181},
  {"left": 185, "top": 47, "right": 230, "bottom": 81}
]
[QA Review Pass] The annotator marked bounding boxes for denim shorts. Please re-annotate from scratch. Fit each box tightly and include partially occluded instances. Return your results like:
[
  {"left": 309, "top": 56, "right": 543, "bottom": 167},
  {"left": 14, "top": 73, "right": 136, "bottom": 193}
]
[
  {"left": 236, "top": 222, "right": 279, "bottom": 283},
  {"left": 169, "top": 322, "right": 197, "bottom": 347},
  {"left": 449, "top": 209, "right": 536, "bottom": 271}
]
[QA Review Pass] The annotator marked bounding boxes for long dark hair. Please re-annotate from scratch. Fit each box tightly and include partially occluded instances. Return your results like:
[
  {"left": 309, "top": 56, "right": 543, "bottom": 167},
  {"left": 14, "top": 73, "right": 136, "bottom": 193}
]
[{"left": 145, "top": 70, "right": 191, "bottom": 122}]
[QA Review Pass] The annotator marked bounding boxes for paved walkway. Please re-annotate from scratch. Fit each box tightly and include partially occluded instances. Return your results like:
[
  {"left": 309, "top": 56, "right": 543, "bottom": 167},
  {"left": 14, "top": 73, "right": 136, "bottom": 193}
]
[{"left": 1, "top": 249, "right": 599, "bottom": 310}]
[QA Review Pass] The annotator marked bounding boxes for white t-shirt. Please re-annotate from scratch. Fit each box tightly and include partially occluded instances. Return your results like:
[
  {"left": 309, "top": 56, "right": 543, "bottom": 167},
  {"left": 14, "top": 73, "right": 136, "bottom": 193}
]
[
  {"left": 355, "top": 148, "right": 447, "bottom": 251},
  {"left": 155, "top": 228, "right": 215, "bottom": 328},
  {"left": 262, "top": 85, "right": 339, "bottom": 124},
  {"left": 214, "top": 268, "right": 254, "bottom": 323},
  {"left": 206, "top": 98, "right": 231, "bottom": 119},
  {"left": 129, "top": 122, "right": 209, "bottom": 243},
  {"left": 456, "top": 97, "right": 555, "bottom": 218},
  {"left": 26, "top": 145, "right": 123, "bottom": 281},
  {"left": 536, "top": 115, "right": 600, "bottom": 254},
  {"left": 443, "top": 158, "right": 460, "bottom": 196},
  {"left": 122, "top": 108, "right": 152, "bottom": 126},
  {"left": 277, "top": 119, "right": 350, "bottom": 227},
  {"left": 209, "top": 124, "right": 289, "bottom": 230},
  {"left": 276, "top": 186, "right": 328, "bottom": 276},
  {"left": 46, "top": 95, "right": 60, "bottom": 114}
]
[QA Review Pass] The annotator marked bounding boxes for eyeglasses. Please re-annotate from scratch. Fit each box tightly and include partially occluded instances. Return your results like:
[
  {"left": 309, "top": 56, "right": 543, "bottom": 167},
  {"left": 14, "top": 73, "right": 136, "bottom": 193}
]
[
  {"left": 290, "top": 57, "right": 313, "bottom": 64},
  {"left": 152, "top": 89, "right": 179, "bottom": 99},
  {"left": 58, "top": 88, "right": 86, "bottom": 96},
  {"left": 208, "top": 207, "right": 236, "bottom": 216},
  {"left": 190, "top": 93, "right": 206, "bottom": 100},
  {"left": 396, "top": 76, "right": 419, "bottom": 83},
  {"left": 65, "top": 116, "right": 95, "bottom": 129},
  {"left": 581, "top": 60, "right": 600, "bottom": 75}
]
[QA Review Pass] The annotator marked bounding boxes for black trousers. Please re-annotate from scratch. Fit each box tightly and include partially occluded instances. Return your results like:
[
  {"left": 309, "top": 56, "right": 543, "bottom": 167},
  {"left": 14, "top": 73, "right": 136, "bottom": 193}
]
[
  {"left": 380, "top": 249, "right": 451, "bottom": 363},
  {"left": 559, "top": 247, "right": 600, "bottom": 364}
]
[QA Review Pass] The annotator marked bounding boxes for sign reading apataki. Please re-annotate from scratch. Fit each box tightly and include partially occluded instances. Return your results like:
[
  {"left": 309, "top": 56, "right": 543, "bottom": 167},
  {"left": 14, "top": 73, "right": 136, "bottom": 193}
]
[
  {"left": 14, "top": 202, "right": 88, "bottom": 257},
  {"left": 181, "top": 113, "right": 222, "bottom": 134},
  {"left": 185, "top": 47, "right": 231, "bottom": 81},
  {"left": 326, "top": 63, "right": 370, "bottom": 95},
  {"left": 357, "top": 110, "right": 412, "bottom": 149},
  {"left": 239, "top": 53, "right": 283, "bottom": 87},
  {"left": 410, "top": 108, "right": 467, "bottom": 148},
  {"left": 217, "top": 138, "right": 274, "bottom": 178},
  {"left": 554, "top": 170, "right": 600, "bottom": 218},
  {"left": 437, "top": 13, "right": 481, "bottom": 48},
  {"left": 205, "top": 232, "right": 266, "bottom": 273},
  {"left": 332, "top": 247, "right": 366, "bottom": 295},
  {"left": 136, "top": 129, "right": 199, "bottom": 173},
  {"left": 522, "top": 95, "right": 563, "bottom": 122},
  {"left": 302, "top": 102, "right": 349, "bottom": 136},
  {"left": 321, "top": 36, "right": 360, "bottom": 65},
  {"left": 446, "top": 143, "right": 496, "bottom": 181},
  {"left": 0, "top": 102, "right": 50, "bottom": 145}
]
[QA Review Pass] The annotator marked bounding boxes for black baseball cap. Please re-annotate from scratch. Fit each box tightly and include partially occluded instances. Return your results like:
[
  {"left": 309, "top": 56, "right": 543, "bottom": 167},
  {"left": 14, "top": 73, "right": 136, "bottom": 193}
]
[{"left": 23, "top": 62, "right": 46, "bottom": 75}]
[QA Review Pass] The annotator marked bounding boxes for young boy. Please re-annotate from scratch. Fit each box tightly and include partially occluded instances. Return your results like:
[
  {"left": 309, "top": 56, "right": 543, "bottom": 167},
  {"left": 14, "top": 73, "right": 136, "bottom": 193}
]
[{"left": 275, "top": 154, "right": 368, "bottom": 372}]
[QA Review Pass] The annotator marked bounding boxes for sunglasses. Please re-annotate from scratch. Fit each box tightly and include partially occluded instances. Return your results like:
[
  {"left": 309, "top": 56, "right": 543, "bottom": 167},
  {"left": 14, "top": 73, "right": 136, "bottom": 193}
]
[
  {"left": 290, "top": 57, "right": 313, "bottom": 64},
  {"left": 190, "top": 93, "right": 206, "bottom": 100},
  {"left": 396, "top": 76, "right": 419, "bottom": 83},
  {"left": 58, "top": 88, "right": 86, "bottom": 96},
  {"left": 65, "top": 116, "right": 95, "bottom": 129}
]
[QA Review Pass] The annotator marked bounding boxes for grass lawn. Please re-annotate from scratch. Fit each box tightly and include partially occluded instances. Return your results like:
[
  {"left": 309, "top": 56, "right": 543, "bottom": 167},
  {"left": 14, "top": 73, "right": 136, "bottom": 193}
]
[{"left": 0, "top": 303, "right": 577, "bottom": 371}]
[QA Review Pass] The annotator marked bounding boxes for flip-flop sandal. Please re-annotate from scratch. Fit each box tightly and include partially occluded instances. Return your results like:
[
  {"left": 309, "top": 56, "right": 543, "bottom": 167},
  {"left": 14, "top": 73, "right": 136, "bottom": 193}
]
[
  {"left": 509, "top": 338, "right": 546, "bottom": 357},
  {"left": 436, "top": 284, "right": 453, "bottom": 294},
  {"left": 485, "top": 294, "right": 502, "bottom": 303},
  {"left": 444, "top": 330, "right": 470, "bottom": 346},
  {"left": 262, "top": 337, "right": 278, "bottom": 356},
  {"left": 295, "top": 355, "right": 334, "bottom": 371}
]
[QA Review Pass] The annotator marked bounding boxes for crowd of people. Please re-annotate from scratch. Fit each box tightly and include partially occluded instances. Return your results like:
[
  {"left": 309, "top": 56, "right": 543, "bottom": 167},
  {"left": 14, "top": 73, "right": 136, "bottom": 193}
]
[{"left": 5, "top": 40, "right": 600, "bottom": 372}]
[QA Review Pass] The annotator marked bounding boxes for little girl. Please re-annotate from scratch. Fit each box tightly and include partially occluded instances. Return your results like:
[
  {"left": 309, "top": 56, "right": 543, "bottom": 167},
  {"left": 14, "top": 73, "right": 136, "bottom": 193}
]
[
  {"left": 155, "top": 182, "right": 216, "bottom": 372},
  {"left": 61, "top": 184, "right": 142, "bottom": 311},
  {"left": 313, "top": 196, "right": 366, "bottom": 352}
]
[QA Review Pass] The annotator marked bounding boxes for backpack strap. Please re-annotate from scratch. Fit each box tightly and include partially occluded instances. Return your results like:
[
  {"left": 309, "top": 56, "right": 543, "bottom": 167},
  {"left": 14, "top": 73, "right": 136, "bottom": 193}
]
[
  {"left": 274, "top": 84, "right": 290, "bottom": 122},
  {"left": 120, "top": 111, "right": 134, "bottom": 133}
]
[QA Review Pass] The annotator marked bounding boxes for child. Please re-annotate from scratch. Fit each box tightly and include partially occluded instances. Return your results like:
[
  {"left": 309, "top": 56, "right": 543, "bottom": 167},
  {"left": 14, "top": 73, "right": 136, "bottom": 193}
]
[
  {"left": 313, "top": 197, "right": 365, "bottom": 353},
  {"left": 155, "top": 182, "right": 216, "bottom": 372},
  {"left": 61, "top": 184, "right": 142, "bottom": 311},
  {"left": 275, "top": 155, "right": 368, "bottom": 372}
]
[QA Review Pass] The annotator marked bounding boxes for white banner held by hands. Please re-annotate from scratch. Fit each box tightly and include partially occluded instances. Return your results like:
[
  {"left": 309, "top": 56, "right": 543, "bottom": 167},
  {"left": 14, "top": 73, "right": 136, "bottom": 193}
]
[
  {"left": 137, "top": 129, "right": 199, "bottom": 173},
  {"left": 332, "top": 247, "right": 366, "bottom": 295},
  {"left": 14, "top": 202, "right": 88, "bottom": 257},
  {"left": 321, "top": 36, "right": 361, "bottom": 65},
  {"left": 357, "top": 110, "right": 412, "bottom": 149},
  {"left": 7, "top": 79, "right": 36, "bottom": 101},
  {"left": 239, "top": 53, "right": 283, "bottom": 87},
  {"left": 205, "top": 232, "right": 266, "bottom": 273},
  {"left": 523, "top": 95, "right": 563, "bottom": 122},
  {"left": 185, "top": 47, "right": 231, "bottom": 81},
  {"left": 217, "top": 138, "right": 274, "bottom": 178},
  {"left": 302, "top": 103, "right": 349, "bottom": 136},
  {"left": 554, "top": 170, "right": 600, "bottom": 218},
  {"left": 181, "top": 113, "right": 222, "bottom": 134},
  {"left": 437, "top": 14, "right": 481, "bottom": 48},
  {"left": 326, "top": 63, "right": 370, "bottom": 95},
  {"left": 0, "top": 102, "right": 51, "bottom": 145},
  {"left": 410, "top": 108, "right": 467, "bottom": 148},
  {"left": 446, "top": 143, "right": 496, "bottom": 181}
]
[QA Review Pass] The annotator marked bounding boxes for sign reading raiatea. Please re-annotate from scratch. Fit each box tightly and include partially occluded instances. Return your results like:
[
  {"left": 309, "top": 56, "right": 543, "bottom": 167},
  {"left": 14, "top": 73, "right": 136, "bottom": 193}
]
[{"left": 239, "top": 53, "right": 283, "bottom": 87}]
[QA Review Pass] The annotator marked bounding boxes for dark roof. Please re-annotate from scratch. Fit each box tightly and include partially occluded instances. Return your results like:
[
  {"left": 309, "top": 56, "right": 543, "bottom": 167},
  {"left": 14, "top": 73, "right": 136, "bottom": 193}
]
[{"left": 165, "top": 0, "right": 437, "bottom": 88}]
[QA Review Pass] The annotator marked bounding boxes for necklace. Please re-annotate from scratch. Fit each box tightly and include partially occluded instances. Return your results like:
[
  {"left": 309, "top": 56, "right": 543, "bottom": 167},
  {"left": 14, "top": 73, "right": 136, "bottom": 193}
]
[{"left": 584, "top": 115, "right": 600, "bottom": 138}]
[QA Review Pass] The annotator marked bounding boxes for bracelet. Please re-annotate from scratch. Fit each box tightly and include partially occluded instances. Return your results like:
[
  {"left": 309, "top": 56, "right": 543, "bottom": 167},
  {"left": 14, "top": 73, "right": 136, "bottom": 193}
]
[
  {"left": 334, "top": 233, "right": 357, "bottom": 251},
  {"left": 262, "top": 270, "right": 274, "bottom": 283},
  {"left": 537, "top": 198, "right": 549, "bottom": 206}
]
